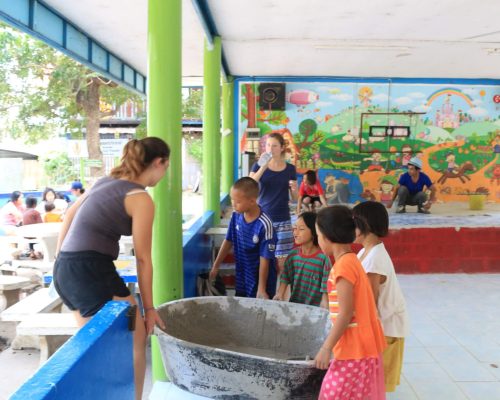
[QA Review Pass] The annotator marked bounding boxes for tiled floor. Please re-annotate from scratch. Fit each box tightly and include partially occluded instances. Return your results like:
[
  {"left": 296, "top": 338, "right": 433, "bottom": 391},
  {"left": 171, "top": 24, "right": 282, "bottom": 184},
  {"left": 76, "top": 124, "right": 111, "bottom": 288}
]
[
  {"left": 151, "top": 274, "right": 500, "bottom": 400},
  {"left": 2, "top": 274, "right": 500, "bottom": 399},
  {"left": 387, "top": 274, "right": 500, "bottom": 400}
]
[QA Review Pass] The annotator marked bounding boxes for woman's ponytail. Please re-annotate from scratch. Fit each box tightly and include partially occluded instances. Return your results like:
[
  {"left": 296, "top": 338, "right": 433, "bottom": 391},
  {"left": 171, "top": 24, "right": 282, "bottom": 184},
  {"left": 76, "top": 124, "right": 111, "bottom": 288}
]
[{"left": 110, "top": 137, "right": 170, "bottom": 179}]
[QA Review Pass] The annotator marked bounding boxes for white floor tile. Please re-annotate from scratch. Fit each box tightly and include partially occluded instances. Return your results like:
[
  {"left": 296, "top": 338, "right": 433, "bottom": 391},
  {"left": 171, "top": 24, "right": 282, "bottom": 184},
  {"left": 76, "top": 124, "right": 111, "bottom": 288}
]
[
  {"left": 426, "top": 346, "right": 497, "bottom": 382},
  {"left": 457, "top": 382, "right": 500, "bottom": 400}
]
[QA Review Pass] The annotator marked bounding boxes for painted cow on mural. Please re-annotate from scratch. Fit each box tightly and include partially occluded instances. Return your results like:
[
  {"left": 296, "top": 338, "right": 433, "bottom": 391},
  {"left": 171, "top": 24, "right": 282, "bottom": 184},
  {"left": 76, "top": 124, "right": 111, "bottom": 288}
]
[{"left": 437, "top": 161, "right": 476, "bottom": 184}]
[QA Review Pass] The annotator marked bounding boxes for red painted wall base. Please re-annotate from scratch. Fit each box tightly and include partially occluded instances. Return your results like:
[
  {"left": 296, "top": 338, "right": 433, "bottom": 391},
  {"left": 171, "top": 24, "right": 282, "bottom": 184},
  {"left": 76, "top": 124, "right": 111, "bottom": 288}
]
[
  {"left": 383, "top": 227, "right": 500, "bottom": 273},
  {"left": 223, "top": 228, "right": 500, "bottom": 274}
]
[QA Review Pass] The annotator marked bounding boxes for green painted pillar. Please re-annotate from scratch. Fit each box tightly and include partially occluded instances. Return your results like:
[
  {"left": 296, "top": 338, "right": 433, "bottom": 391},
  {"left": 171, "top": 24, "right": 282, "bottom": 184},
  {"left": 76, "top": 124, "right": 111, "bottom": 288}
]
[
  {"left": 221, "top": 78, "right": 234, "bottom": 194},
  {"left": 202, "top": 37, "right": 222, "bottom": 219},
  {"left": 148, "top": 0, "right": 182, "bottom": 382}
]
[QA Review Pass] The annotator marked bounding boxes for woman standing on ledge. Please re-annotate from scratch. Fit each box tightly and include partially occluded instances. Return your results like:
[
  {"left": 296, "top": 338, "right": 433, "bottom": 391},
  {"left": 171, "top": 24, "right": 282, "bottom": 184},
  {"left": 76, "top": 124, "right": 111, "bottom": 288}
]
[
  {"left": 250, "top": 133, "right": 297, "bottom": 280},
  {"left": 54, "top": 137, "right": 169, "bottom": 400}
]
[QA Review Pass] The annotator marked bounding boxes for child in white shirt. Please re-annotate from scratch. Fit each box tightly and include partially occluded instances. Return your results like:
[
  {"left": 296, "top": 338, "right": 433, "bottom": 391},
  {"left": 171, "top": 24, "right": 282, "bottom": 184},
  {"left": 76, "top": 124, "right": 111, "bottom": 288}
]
[{"left": 353, "top": 200, "right": 410, "bottom": 393}]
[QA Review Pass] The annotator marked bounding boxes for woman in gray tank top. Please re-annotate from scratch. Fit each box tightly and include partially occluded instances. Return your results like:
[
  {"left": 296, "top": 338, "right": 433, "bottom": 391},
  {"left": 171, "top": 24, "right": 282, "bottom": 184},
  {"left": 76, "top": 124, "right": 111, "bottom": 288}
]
[{"left": 53, "top": 137, "right": 170, "bottom": 400}]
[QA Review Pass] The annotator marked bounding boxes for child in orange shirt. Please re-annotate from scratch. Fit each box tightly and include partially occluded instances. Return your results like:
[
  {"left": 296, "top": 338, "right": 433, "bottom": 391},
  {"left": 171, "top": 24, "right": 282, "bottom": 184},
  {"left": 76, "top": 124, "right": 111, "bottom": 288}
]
[
  {"left": 44, "top": 202, "right": 62, "bottom": 223},
  {"left": 315, "top": 205, "right": 387, "bottom": 400}
]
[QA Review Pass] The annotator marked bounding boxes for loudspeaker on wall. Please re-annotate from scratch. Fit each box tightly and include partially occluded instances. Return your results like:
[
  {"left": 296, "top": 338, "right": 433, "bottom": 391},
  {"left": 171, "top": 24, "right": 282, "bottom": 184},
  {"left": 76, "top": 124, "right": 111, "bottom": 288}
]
[{"left": 258, "top": 83, "right": 286, "bottom": 111}]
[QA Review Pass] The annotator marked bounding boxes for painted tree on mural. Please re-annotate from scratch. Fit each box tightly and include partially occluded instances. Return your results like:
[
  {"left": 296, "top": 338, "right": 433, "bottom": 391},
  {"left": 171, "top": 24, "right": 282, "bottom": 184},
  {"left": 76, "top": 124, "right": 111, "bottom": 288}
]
[
  {"left": 0, "top": 23, "right": 141, "bottom": 177},
  {"left": 241, "top": 84, "right": 288, "bottom": 135},
  {"left": 293, "top": 119, "right": 325, "bottom": 169}
]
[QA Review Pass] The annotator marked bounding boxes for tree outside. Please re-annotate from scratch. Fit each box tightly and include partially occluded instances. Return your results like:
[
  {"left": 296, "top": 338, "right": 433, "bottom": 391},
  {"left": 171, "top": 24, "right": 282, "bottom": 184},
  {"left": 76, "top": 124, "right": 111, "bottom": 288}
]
[
  {"left": 0, "top": 23, "right": 207, "bottom": 192},
  {"left": 0, "top": 22, "right": 142, "bottom": 179}
]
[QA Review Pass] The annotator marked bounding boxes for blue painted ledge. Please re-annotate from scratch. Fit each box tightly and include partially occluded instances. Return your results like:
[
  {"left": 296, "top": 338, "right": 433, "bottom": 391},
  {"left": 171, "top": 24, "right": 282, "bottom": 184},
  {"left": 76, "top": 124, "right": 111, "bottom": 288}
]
[{"left": 10, "top": 301, "right": 134, "bottom": 400}]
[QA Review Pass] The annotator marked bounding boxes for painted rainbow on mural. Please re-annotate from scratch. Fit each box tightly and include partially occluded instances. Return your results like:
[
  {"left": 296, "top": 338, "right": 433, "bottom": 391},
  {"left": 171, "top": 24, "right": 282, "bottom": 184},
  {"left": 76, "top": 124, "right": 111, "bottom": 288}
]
[{"left": 426, "top": 88, "right": 474, "bottom": 107}]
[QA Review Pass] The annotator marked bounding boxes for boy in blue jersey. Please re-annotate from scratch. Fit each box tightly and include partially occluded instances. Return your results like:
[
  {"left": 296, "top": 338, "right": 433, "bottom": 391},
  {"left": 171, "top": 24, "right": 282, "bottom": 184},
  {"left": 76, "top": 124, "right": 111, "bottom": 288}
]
[{"left": 210, "top": 177, "right": 277, "bottom": 298}]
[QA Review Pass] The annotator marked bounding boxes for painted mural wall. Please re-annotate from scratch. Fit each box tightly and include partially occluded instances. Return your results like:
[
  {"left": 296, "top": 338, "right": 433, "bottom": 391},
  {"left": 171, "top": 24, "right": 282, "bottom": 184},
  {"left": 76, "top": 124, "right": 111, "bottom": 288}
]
[{"left": 238, "top": 80, "right": 500, "bottom": 204}]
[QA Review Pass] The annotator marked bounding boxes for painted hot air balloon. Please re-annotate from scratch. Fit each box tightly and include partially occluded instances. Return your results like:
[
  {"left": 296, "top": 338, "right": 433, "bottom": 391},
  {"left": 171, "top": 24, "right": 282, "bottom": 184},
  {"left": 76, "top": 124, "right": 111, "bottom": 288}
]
[{"left": 286, "top": 90, "right": 319, "bottom": 106}]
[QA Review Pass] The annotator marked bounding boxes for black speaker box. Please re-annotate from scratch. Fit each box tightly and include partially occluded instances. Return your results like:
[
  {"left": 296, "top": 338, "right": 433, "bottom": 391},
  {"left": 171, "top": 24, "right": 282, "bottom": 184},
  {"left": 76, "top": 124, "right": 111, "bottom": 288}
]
[{"left": 258, "top": 83, "right": 286, "bottom": 111}]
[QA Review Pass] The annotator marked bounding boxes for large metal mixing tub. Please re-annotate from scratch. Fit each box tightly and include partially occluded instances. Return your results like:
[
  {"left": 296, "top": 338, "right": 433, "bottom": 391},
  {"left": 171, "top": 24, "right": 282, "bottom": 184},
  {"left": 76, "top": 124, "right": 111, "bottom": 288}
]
[{"left": 155, "top": 296, "right": 331, "bottom": 399}]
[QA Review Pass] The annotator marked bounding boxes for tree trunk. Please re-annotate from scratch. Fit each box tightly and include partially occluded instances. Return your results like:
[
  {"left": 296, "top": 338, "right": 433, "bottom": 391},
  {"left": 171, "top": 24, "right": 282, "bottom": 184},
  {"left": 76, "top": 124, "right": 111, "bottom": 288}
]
[
  {"left": 78, "top": 78, "right": 105, "bottom": 177},
  {"left": 245, "top": 84, "right": 256, "bottom": 129}
]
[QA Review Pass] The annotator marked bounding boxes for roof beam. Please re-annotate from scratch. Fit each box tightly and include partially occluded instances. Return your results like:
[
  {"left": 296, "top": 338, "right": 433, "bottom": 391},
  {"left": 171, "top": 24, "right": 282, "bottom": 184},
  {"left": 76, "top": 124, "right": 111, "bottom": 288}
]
[
  {"left": 0, "top": 0, "right": 146, "bottom": 96},
  {"left": 190, "top": 0, "right": 229, "bottom": 81}
]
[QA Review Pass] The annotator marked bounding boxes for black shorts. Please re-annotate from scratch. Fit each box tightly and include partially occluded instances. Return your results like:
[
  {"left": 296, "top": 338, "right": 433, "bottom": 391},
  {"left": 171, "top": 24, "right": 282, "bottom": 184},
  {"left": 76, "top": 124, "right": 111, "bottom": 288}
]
[
  {"left": 53, "top": 251, "right": 130, "bottom": 317},
  {"left": 303, "top": 195, "right": 321, "bottom": 203}
]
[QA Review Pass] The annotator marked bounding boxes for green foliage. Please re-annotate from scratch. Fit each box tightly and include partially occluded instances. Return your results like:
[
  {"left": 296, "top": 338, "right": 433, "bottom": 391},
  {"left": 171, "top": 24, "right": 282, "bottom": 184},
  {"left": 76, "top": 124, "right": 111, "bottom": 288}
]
[
  {"left": 428, "top": 137, "right": 496, "bottom": 173},
  {"left": 135, "top": 119, "right": 147, "bottom": 139},
  {"left": 256, "top": 122, "right": 272, "bottom": 136},
  {"left": 43, "top": 152, "right": 75, "bottom": 185},
  {"left": 312, "top": 130, "right": 325, "bottom": 144},
  {"left": 185, "top": 136, "right": 203, "bottom": 163},
  {"left": 266, "top": 111, "right": 287, "bottom": 126},
  {"left": 299, "top": 119, "right": 317, "bottom": 137},
  {"left": 182, "top": 88, "right": 203, "bottom": 120},
  {"left": 0, "top": 22, "right": 141, "bottom": 146}
]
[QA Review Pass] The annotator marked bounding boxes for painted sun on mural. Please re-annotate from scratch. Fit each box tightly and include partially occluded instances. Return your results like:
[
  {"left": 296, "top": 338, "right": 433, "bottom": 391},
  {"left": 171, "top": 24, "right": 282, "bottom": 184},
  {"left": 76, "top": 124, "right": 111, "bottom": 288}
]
[{"left": 239, "top": 82, "right": 500, "bottom": 204}]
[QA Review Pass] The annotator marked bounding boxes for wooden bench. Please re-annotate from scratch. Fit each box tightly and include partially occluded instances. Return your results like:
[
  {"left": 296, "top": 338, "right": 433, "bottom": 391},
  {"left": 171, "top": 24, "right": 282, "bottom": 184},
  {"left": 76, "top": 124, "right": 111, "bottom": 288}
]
[
  {"left": 17, "top": 313, "right": 79, "bottom": 364},
  {"left": 0, "top": 275, "right": 31, "bottom": 312}
]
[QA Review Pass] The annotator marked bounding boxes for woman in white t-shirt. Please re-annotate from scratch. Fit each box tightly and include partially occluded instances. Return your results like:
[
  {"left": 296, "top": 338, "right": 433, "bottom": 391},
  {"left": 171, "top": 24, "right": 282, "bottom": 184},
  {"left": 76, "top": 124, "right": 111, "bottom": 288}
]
[
  {"left": 353, "top": 200, "right": 409, "bottom": 393},
  {"left": 0, "top": 191, "right": 25, "bottom": 234},
  {"left": 36, "top": 187, "right": 68, "bottom": 218}
]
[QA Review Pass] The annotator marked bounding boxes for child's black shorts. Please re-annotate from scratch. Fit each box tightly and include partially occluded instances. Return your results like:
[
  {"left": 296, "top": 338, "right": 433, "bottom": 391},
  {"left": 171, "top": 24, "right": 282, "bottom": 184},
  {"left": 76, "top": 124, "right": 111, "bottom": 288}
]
[
  {"left": 53, "top": 250, "right": 130, "bottom": 317},
  {"left": 303, "top": 195, "right": 321, "bottom": 203}
]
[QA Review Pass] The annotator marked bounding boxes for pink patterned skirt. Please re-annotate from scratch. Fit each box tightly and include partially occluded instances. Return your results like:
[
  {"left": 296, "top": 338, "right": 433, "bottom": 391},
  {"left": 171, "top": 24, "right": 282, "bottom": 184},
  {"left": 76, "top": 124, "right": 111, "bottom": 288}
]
[{"left": 319, "top": 355, "right": 385, "bottom": 400}]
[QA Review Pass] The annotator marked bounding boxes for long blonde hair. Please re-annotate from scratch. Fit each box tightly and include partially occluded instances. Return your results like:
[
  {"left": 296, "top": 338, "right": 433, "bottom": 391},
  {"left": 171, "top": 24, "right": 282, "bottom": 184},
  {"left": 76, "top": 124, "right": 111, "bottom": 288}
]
[{"left": 110, "top": 137, "right": 170, "bottom": 179}]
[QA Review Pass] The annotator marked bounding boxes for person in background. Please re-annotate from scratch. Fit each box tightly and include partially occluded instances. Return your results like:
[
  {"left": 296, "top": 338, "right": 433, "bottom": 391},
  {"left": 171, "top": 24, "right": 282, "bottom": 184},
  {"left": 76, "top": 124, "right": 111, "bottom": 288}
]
[
  {"left": 22, "top": 196, "right": 43, "bottom": 258},
  {"left": 0, "top": 191, "right": 25, "bottom": 234},
  {"left": 388, "top": 157, "right": 437, "bottom": 214},
  {"left": 23, "top": 196, "right": 42, "bottom": 226},
  {"left": 297, "top": 170, "right": 327, "bottom": 213},
  {"left": 250, "top": 133, "right": 297, "bottom": 280},
  {"left": 53, "top": 137, "right": 169, "bottom": 400},
  {"left": 315, "top": 205, "right": 386, "bottom": 400},
  {"left": 209, "top": 177, "right": 277, "bottom": 299},
  {"left": 273, "top": 211, "right": 330, "bottom": 307},
  {"left": 44, "top": 202, "right": 62, "bottom": 223},
  {"left": 57, "top": 191, "right": 71, "bottom": 204},
  {"left": 37, "top": 187, "right": 68, "bottom": 216},
  {"left": 353, "top": 201, "right": 409, "bottom": 393},
  {"left": 69, "top": 180, "right": 85, "bottom": 205}
]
